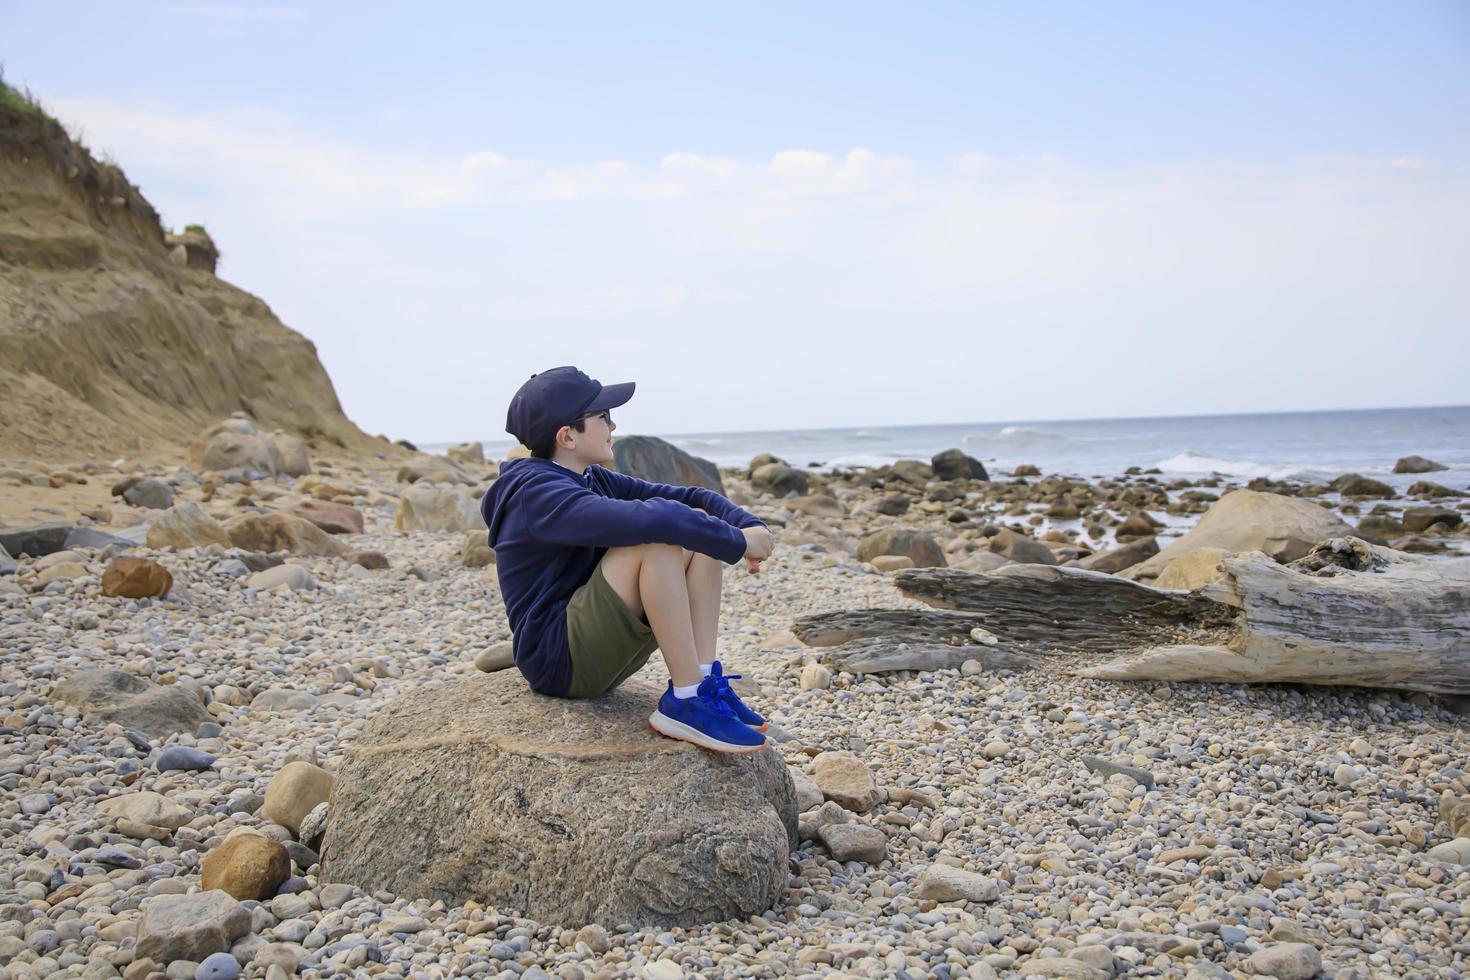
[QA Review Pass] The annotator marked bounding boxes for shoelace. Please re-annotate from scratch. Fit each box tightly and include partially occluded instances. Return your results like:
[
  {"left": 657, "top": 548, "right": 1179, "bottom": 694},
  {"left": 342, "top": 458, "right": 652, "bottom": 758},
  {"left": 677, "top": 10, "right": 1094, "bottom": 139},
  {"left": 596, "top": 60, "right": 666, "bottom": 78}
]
[
  {"left": 697, "top": 687, "right": 739, "bottom": 719},
  {"left": 705, "top": 670, "right": 743, "bottom": 705}
]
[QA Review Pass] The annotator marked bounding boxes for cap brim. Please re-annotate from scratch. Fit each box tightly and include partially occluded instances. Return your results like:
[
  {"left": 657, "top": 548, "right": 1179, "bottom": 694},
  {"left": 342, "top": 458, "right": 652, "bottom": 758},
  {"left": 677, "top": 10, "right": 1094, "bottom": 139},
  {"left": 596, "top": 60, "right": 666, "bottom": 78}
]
[{"left": 584, "top": 381, "right": 635, "bottom": 412}]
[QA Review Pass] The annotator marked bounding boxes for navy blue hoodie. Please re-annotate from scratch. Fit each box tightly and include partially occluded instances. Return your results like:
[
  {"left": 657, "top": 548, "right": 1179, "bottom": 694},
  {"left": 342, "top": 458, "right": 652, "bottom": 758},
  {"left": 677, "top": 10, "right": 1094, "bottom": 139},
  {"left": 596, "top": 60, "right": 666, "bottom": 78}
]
[{"left": 481, "top": 456, "right": 764, "bottom": 696}]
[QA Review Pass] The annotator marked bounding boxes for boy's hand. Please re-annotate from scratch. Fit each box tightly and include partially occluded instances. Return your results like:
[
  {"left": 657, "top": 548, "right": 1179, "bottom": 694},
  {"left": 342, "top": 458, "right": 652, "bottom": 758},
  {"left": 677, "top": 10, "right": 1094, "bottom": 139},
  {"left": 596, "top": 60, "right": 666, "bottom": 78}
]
[{"left": 742, "top": 525, "right": 775, "bottom": 573}]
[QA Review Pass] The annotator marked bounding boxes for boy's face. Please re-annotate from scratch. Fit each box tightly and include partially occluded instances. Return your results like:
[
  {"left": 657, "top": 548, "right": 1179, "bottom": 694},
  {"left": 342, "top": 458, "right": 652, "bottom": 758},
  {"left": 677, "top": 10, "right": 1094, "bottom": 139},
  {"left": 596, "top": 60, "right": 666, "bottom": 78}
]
[{"left": 557, "top": 409, "right": 616, "bottom": 466}]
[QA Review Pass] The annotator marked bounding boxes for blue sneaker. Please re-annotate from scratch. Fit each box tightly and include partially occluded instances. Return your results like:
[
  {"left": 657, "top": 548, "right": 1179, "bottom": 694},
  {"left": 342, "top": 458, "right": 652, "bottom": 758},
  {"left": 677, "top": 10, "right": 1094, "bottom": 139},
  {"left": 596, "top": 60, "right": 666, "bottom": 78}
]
[
  {"left": 701, "top": 661, "right": 768, "bottom": 733},
  {"left": 649, "top": 683, "right": 767, "bottom": 754}
]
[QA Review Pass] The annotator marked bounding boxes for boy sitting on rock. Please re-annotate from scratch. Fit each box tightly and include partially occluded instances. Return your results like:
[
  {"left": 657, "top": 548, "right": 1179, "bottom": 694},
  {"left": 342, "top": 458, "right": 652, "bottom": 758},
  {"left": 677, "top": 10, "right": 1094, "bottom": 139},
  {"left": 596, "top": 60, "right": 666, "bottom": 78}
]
[{"left": 481, "top": 366, "right": 776, "bottom": 754}]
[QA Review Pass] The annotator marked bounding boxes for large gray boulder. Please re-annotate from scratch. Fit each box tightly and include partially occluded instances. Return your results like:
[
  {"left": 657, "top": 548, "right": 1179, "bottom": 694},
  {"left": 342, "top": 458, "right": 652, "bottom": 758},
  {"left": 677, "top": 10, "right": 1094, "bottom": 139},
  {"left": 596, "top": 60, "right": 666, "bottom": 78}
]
[
  {"left": 135, "top": 891, "right": 251, "bottom": 963},
  {"left": 930, "top": 448, "right": 989, "bottom": 482},
  {"left": 0, "top": 522, "right": 72, "bottom": 558},
  {"left": 321, "top": 672, "right": 796, "bottom": 927},
  {"left": 0, "top": 542, "right": 14, "bottom": 576},
  {"left": 611, "top": 435, "right": 725, "bottom": 495},
  {"left": 1124, "top": 489, "right": 1357, "bottom": 583},
  {"left": 51, "top": 669, "right": 211, "bottom": 739}
]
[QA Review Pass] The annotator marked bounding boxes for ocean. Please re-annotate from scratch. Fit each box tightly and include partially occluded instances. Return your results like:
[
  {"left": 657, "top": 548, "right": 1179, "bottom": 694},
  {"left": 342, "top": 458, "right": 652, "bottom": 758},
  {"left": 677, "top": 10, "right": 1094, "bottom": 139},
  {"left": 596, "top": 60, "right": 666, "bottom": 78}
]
[{"left": 430, "top": 405, "right": 1469, "bottom": 492}]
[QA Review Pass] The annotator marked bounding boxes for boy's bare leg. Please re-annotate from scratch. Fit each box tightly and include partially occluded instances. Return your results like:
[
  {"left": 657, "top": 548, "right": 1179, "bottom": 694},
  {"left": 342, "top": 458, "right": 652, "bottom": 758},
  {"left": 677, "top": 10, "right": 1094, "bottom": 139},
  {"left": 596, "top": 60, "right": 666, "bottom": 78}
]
[
  {"left": 686, "top": 552, "right": 722, "bottom": 669},
  {"left": 599, "top": 544, "right": 702, "bottom": 689}
]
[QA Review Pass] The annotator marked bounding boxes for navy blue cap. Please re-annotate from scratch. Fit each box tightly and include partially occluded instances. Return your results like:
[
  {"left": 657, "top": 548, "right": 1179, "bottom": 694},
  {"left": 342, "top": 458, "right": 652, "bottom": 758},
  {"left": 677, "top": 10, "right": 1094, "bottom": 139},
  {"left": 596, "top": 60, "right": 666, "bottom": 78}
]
[{"left": 505, "top": 366, "right": 635, "bottom": 449}]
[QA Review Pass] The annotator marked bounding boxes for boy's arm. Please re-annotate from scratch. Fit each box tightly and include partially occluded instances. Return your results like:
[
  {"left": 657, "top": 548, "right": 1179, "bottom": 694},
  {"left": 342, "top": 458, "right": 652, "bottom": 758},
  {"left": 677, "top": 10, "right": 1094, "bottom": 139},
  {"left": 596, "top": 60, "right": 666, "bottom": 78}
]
[
  {"left": 601, "top": 469, "right": 766, "bottom": 529},
  {"left": 523, "top": 476, "right": 748, "bottom": 564}
]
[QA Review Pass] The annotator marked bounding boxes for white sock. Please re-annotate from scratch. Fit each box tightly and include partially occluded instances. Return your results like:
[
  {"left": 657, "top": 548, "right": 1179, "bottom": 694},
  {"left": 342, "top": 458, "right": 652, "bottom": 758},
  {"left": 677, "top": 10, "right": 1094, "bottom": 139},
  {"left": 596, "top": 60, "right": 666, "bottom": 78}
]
[
  {"left": 699, "top": 663, "right": 713, "bottom": 678},
  {"left": 673, "top": 683, "right": 700, "bottom": 699}
]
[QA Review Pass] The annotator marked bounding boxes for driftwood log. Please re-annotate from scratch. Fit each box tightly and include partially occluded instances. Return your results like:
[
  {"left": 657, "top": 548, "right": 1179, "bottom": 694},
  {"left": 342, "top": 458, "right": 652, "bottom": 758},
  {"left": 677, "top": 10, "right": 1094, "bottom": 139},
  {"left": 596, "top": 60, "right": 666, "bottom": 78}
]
[{"left": 791, "top": 538, "right": 1470, "bottom": 694}]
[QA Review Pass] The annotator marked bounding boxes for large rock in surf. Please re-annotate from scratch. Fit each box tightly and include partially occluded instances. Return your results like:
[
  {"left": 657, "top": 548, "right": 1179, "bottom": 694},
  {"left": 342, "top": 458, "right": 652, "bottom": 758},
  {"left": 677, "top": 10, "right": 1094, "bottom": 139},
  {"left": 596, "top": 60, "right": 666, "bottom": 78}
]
[
  {"left": 930, "top": 448, "right": 989, "bottom": 482},
  {"left": 611, "top": 435, "right": 725, "bottom": 495},
  {"left": 1124, "top": 489, "right": 1357, "bottom": 582},
  {"left": 321, "top": 671, "right": 797, "bottom": 927}
]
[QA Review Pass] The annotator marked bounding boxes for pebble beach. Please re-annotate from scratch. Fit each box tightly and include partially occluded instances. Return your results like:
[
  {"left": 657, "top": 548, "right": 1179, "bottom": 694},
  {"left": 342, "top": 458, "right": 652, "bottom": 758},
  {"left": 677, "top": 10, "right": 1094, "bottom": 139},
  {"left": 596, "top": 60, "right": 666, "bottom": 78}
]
[{"left": 2, "top": 445, "right": 1468, "bottom": 980}]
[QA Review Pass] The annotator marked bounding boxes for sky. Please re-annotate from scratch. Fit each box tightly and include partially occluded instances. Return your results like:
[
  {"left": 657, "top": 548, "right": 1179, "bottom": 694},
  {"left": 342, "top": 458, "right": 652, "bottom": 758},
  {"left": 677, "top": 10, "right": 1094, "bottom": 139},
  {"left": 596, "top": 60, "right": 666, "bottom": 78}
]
[{"left": 4, "top": 1, "right": 1469, "bottom": 444}]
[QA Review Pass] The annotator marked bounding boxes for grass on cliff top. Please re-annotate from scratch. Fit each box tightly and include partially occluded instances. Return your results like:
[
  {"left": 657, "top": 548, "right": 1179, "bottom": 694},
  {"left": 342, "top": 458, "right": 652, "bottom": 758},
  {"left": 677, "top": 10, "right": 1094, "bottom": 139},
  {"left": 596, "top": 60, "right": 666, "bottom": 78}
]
[{"left": 0, "top": 68, "right": 62, "bottom": 128}]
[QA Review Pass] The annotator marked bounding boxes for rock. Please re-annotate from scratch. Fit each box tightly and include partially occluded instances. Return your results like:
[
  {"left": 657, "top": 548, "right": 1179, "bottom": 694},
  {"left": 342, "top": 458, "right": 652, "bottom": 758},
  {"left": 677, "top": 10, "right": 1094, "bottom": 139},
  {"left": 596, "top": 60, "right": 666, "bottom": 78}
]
[
  {"left": 930, "top": 448, "right": 989, "bottom": 482},
  {"left": 263, "top": 761, "right": 335, "bottom": 834},
  {"left": 981, "top": 740, "right": 1009, "bottom": 759},
  {"left": 575, "top": 924, "right": 611, "bottom": 954},
  {"left": 912, "top": 864, "right": 1000, "bottom": 902},
  {"left": 1080, "top": 755, "right": 1156, "bottom": 789},
  {"left": 1330, "top": 473, "right": 1396, "bottom": 498},
  {"left": 1014, "top": 463, "right": 1041, "bottom": 476},
  {"left": 195, "top": 428, "right": 277, "bottom": 477},
  {"left": 799, "top": 662, "right": 832, "bottom": 690},
  {"left": 1425, "top": 837, "right": 1470, "bottom": 866},
  {"left": 986, "top": 527, "right": 1057, "bottom": 565},
  {"left": 1403, "top": 506, "right": 1462, "bottom": 533},
  {"left": 1125, "top": 489, "right": 1357, "bottom": 581},
  {"left": 1078, "top": 536, "right": 1159, "bottom": 574},
  {"left": 394, "top": 485, "right": 487, "bottom": 534},
  {"left": 447, "top": 441, "right": 485, "bottom": 464},
  {"left": 461, "top": 531, "right": 496, "bottom": 567},
  {"left": 0, "top": 542, "right": 14, "bottom": 575},
  {"left": 37, "top": 560, "right": 88, "bottom": 585},
  {"left": 885, "top": 459, "right": 934, "bottom": 486},
  {"left": 146, "top": 502, "right": 232, "bottom": 550},
  {"left": 870, "top": 554, "right": 915, "bottom": 572},
  {"left": 857, "top": 527, "right": 946, "bottom": 568},
  {"left": 345, "top": 549, "right": 390, "bottom": 570},
  {"left": 1016, "top": 960, "right": 1106, "bottom": 980},
  {"left": 297, "top": 802, "right": 329, "bottom": 849},
  {"left": 1244, "top": 942, "right": 1323, "bottom": 979},
  {"left": 0, "top": 521, "right": 73, "bottom": 558},
  {"left": 65, "top": 526, "right": 139, "bottom": 550},
  {"left": 1114, "top": 511, "right": 1162, "bottom": 540},
  {"left": 750, "top": 462, "right": 809, "bottom": 497},
  {"left": 156, "top": 746, "right": 215, "bottom": 772},
  {"left": 320, "top": 671, "right": 796, "bottom": 927},
  {"left": 788, "top": 767, "right": 824, "bottom": 812},
  {"left": 786, "top": 493, "right": 846, "bottom": 519},
  {"left": 289, "top": 499, "right": 364, "bottom": 535},
  {"left": 201, "top": 828, "right": 291, "bottom": 901},
  {"left": 263, "top": 433, "right": 310, "bottom": 479},
  {"left": 123, "top": 478, "right": 174, "bottom": 510},
  {"left": 246, "top": 564, "right": 316, "bottom": 592},
  {"left": 51, "top": 669, "right": 211, "bottom": 737},
  {"left": 134, "top": 891, "right": 251, "bottom": 964},
  {"left": 1153, "top": 547, "right": 1231, "bottom": 591},
  {"left": 818, "top": 822, "right": 887, "bottom": 863},
  {"left": 196, "top": 951, "right": 241, "bottom": 980},
  {"left": 1408, "top": 480, "right": 1462, "bottom": 498},
  {"left": 797, "top": 800, "right": 849, "bottom": 843},
  {"left": 100, "top": 791, "right": 193, "bottom": 830},
  {"left": 811, "top": 751, "right": 883, "bottom": 813},
  {"left": 611, "top": 435, "right": 725, "bottom": 494},
  {"left": 876, "top": 493, "right": 910, "bottom": 516},
  {"left": 474, "top": 641, "right": 516, "bottom": 673},
  {"left": 100, "top": 556, "right": 173, "bottom": 598},
  {"left": 1395, "top": 455, "right": 1447, "bottom": 473},
  {"left": 225, "top": 512, "right": 347, "bottom": 557},
  {"left": 396, "top": 456, "right": 475, "bottom": 486}
]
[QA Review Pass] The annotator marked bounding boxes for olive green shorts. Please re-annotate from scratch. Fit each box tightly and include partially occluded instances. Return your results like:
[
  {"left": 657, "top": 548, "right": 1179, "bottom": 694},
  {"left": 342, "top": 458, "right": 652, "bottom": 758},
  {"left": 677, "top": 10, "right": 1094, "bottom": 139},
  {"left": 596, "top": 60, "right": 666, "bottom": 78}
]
[{"left": 565, "top": 564, "right": 661, "bottom": 699}]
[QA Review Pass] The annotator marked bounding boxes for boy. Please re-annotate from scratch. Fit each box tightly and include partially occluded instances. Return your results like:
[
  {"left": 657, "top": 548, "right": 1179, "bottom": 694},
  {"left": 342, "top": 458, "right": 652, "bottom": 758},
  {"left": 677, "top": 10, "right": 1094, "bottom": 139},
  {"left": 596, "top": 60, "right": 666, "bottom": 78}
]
[{"left": 481, "top": 366, "right": 777, "bottom": 754}]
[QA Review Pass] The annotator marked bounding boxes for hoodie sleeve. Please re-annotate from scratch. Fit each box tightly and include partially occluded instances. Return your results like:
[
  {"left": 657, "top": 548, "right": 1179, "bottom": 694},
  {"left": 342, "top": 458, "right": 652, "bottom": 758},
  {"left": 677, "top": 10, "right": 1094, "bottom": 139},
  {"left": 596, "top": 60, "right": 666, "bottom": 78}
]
[
  {"left": 521, "top": 472, "right": 749, "bottom": 564},
  {"left": 599, "top": 468, "right": 766, "bottom": 529}
]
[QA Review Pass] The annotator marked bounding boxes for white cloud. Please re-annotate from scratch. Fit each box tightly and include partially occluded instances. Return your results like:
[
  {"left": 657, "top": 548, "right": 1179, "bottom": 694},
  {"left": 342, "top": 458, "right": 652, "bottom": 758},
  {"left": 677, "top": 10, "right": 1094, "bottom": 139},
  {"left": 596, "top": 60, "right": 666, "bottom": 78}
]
[{"left": 40, "top": 96, "right": 1470, "bottom": 439}]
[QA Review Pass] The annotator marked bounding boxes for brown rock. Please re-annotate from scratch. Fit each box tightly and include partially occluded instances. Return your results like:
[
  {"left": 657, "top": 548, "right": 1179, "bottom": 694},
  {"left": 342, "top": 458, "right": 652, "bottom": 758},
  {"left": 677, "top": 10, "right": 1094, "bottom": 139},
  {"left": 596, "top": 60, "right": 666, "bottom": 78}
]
[
  {"left": 1331, "top": 473, "right": 1396, "bottom": 498},
  {"left": 201, "top": 828, "right": 291, "bottom": 900},
  {"left": 817, "top": 822, "right": 888, "bottom": 863},
  {"left": 1402, "top": 506, "right": 1463, "bottom": 534},
  {"left": 857, "top": 527, "right": 946, "bottom": 568},
  {"left": 263, "top": 761, "right": 335, "bottom": 834},
  {"left": 986, "top": 527, "right": 1057, "bottom": 565},
  {"left": 225, "top": 512, "right": 347, "bottom": 557},
  {"left": 461, "top": 532, "right": 496, "bottom": 567},
  {"left": 290, "top": 499, "right": 365, "bottom": 535},
  {"left": 1394, "top": 455, "right": 1447, "bottom": 474},
  {"left": 811, "top": 751, "right": 883, "bottom": 813},
  {"left": 146, "top": 502, "right": 232, "bottom": 550},
  {"left": 345, "top": 550, "right": 390, "bottom": 570},
  {"left": 101, "top": 557, "right": 173, "bottom": 599},
  {"left": 1077, "top": 536, "right": 1159, "bottom": 574}
]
